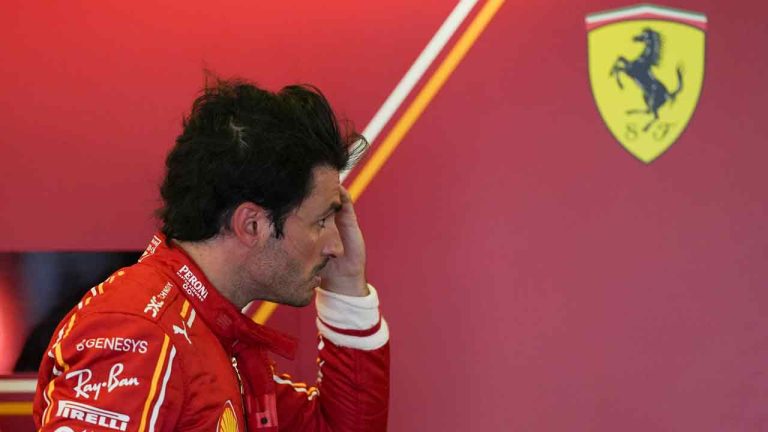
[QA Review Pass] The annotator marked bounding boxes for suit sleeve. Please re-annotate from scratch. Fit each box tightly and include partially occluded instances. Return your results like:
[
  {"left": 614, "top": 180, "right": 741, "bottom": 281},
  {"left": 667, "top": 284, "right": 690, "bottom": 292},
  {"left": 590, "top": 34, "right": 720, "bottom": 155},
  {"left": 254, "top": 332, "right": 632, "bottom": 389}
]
[
  {"left": 33, "top": 312, "right": 184, "bottom": 432},
  {"left": 274, "top": 284, "right": 390, "bottom": 431}
]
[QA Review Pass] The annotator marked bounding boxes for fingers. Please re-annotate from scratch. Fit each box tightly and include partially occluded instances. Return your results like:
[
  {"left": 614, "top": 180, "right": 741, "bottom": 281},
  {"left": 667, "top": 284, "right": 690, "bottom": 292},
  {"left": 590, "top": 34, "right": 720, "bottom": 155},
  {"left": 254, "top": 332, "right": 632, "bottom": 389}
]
[
  {"left": 336, "top": 186, "right": 358, "bottom": 225},
  {"left": 339, "top": 185, "right": 352, "bottom": 205},
  {"left": 334, "top": 186, "right": 364, "bottom": 254}
]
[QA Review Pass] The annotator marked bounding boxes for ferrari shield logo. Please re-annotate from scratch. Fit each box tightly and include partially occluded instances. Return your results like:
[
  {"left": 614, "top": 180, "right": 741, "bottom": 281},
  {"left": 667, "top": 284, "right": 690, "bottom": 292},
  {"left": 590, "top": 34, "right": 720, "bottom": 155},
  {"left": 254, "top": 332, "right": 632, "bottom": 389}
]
[{"left": 586, "top": 4, "right": 707, "bottom": 163}]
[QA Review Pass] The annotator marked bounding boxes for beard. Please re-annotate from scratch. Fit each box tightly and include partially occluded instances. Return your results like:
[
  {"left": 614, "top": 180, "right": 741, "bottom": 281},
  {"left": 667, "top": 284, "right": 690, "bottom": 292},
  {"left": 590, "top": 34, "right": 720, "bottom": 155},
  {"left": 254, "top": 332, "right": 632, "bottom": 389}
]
[{"left": 244, "top": 241, "right": 326, "bottom": 308}]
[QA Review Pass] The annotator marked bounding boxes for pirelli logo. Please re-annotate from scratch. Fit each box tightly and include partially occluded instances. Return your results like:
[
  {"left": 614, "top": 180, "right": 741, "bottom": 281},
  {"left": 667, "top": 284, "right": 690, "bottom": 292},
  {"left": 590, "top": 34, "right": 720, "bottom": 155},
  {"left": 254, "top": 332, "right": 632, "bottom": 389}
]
[{"left": 56, "top": 400, "right": 130, "bottom": 431}]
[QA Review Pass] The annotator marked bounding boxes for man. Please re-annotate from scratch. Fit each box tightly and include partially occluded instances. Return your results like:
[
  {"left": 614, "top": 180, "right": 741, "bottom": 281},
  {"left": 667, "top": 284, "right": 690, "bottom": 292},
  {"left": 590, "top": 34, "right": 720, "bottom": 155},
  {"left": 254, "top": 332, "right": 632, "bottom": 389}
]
[{"left": 33, "top": 78, "right": 390, "bottom": 431}]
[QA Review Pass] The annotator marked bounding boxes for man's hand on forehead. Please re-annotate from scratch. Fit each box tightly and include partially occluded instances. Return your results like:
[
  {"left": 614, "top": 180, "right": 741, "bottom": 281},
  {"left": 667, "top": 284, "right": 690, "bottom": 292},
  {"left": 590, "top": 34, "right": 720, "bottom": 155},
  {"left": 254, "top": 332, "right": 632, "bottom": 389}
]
[{"left": 320, "top": 186, "right": 369, "bottom": 297}]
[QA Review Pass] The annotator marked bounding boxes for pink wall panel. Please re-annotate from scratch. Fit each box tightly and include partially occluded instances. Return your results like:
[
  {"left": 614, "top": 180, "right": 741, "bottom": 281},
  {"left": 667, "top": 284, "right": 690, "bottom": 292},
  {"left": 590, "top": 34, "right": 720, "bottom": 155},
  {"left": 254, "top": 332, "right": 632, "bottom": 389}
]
[
  {"left": 355, "top": 1, "right": 767, "bottom": 429},
  {"left": 2, "top": 0, "right": 767, "bottom": 430},
  {"left": 0, "top": 0, "right": 457, "bottom": 250}
]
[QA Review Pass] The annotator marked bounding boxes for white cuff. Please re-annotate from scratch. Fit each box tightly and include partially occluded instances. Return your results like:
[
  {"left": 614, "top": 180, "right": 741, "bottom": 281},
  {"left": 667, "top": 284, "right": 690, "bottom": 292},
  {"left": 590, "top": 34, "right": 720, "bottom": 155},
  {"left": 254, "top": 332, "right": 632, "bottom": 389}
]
[
  {"left": 316, "top": 318, "right": 389, "bottom": 351},
  {"left": 315, "top": 284, "right": 389, "bottom": 350},
  {"left": 315, "top": 284, "right": 380, "bottom": 330}
]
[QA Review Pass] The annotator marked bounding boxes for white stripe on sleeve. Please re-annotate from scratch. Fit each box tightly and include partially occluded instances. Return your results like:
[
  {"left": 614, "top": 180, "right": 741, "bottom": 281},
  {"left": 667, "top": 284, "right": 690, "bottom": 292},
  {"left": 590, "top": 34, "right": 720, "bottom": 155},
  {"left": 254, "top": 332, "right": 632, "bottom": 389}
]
[{"left": 149, "top": 346, "right": 177, "bottom": 432}]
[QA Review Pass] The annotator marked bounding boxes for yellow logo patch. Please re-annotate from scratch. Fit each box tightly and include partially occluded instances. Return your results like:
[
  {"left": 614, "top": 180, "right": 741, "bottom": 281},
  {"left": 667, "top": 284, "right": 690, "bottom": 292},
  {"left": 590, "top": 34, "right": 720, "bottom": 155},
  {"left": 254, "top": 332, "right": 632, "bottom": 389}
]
[
  {"left": 217, "top": 400, "right": 240, "bottom": 432},
  {"left": 586, "top": 4, "right": 707, "bottom": 163}
]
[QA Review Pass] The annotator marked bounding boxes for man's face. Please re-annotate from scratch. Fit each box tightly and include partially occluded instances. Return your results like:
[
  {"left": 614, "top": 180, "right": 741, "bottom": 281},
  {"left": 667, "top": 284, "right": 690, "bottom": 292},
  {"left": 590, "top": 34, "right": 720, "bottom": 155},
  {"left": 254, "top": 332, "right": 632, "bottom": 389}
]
[{"left": 248, "top": 166, "right": 343, "bottom": 306}]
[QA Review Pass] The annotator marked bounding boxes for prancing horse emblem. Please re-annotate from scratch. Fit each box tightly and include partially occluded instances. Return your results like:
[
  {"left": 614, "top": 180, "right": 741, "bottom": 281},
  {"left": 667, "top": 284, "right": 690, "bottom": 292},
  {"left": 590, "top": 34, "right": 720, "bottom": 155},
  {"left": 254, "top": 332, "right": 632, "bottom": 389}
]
[
  {"left": 586, "top": 4, "right": 707, "bottom": 163},
  {"left": 610, "top": 28, "right": 683, "bottom": 132}
]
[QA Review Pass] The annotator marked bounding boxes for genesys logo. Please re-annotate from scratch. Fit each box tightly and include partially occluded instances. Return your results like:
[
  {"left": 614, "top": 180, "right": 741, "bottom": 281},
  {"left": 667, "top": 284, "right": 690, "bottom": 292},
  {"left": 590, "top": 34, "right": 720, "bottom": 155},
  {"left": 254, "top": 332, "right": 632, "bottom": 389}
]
[
  {"left": 76, "top": 337, "right": 148, "bottom": 354},
  {"left": 56, "top": 400, "right": 130, "bottom": 431},
  {"left": 144, "top": 282, "right": 173, "bottom": 318},
  {"left": 176, "top": 265, "right": 209, "bottom": 302},
  {"left": 65, "top": 363, "right": 140, "bottom": 400}
]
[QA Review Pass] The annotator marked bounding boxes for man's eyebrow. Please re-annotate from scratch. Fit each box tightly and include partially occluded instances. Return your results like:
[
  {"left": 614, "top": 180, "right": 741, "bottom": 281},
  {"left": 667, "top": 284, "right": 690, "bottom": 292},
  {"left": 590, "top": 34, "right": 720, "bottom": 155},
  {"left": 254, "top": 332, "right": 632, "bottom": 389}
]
[{"left": 322, "top": 202, "right": 342, "bottom": 217}]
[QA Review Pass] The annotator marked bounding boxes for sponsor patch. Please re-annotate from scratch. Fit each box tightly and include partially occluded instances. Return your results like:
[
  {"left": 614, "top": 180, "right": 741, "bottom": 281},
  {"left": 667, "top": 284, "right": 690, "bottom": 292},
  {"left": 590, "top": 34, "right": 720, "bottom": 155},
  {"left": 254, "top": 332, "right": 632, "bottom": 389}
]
[
  {"left": 172, "top": 321, "right": 192, "bottom": 345},
  {"left": 144, "top": 282, "right": 173, "bottom": 318},
  {"left": 217, "top": 400, "right": 240, "bottom": 432},
  {"left": 76, "top": 337, "right": 148, "bottom": 354},
  {"left": 138, "top": 235, "right": 162, "bottom": 263},
  {"left": 56, "top": 400, "right": 130, "bottom": 431},
  {"left": 176, "top": 265, "right": 209, "bottom": 302},
  {"left": 65, "top": 363, "right": 140, "bottom": 400}
]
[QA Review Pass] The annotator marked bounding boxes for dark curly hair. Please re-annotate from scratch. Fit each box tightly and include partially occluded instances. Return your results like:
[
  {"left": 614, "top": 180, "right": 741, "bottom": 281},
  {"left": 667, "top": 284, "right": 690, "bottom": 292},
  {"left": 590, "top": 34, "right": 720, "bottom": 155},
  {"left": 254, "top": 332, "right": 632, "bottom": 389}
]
[{"left": 158, "top": 76, "right": 366, "bottom": 241}]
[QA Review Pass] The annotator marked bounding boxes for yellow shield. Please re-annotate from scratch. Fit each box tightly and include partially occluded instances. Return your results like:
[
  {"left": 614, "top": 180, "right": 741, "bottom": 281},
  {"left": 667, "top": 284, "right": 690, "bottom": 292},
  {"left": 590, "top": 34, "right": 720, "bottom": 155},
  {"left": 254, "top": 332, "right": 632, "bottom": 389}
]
[
  {"left": 217, "top": 400, "right": 240, "bottom": 432},
  {"left": 586, "top": 5, "right": 707, "bottom": 163}
]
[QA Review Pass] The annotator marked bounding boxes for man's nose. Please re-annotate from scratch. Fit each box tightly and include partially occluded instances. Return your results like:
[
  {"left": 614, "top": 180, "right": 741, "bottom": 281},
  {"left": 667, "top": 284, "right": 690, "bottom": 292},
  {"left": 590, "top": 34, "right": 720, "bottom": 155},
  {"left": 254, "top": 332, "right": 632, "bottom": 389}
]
[{"left": 323, "top": 222, "right": 344, "bottom": 258}]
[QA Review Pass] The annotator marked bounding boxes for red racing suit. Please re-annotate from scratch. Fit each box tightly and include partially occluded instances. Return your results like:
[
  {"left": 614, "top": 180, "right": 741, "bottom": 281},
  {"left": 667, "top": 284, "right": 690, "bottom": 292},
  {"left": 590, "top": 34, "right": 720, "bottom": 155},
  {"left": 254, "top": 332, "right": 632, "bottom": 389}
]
[{"left": 33, "top": 234, "right": 390, "bottom": 431}]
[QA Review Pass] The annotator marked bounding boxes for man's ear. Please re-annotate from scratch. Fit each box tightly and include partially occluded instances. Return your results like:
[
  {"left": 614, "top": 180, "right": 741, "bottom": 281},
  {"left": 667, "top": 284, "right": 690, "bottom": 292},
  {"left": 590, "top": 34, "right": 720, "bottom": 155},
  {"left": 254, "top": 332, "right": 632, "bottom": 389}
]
[{"left": 229, "top": 202, "right": 271, "bottom": 247}]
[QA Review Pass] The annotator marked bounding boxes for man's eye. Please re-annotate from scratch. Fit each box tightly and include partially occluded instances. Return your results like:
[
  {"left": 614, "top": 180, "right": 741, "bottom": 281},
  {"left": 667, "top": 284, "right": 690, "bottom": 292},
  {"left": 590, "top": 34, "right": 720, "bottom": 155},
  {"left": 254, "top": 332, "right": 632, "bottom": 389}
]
[{"left": 318, "top": 216, "right": 329, "bottom": 228}]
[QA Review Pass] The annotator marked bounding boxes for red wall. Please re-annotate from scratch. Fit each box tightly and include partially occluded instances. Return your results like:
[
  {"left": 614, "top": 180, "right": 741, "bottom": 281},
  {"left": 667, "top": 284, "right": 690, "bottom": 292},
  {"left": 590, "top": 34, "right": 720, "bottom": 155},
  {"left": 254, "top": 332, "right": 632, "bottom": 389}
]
[{"left": 2, "top": 0, "right": 767, "bottom": 430}]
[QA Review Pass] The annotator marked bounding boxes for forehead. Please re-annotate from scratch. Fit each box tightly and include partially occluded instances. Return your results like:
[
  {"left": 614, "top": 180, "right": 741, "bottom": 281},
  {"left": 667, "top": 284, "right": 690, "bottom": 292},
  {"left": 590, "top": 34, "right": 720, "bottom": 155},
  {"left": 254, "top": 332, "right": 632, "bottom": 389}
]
[{"left": 297, "top": 166, "right": 340, "bottom": 214}]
